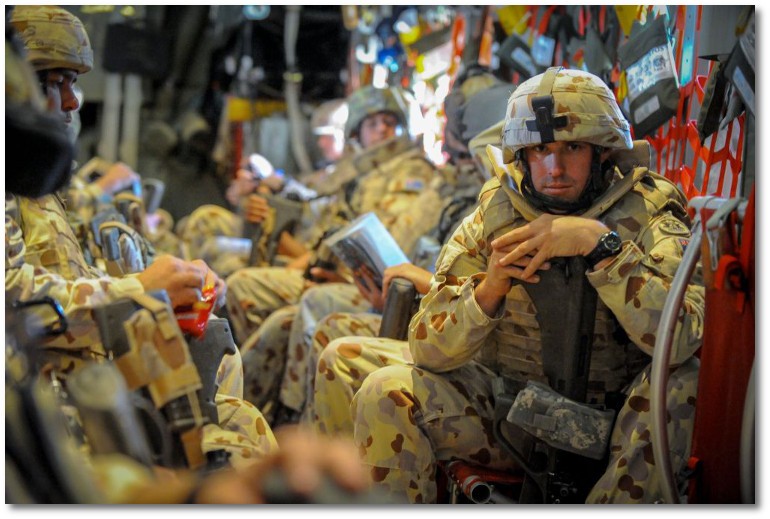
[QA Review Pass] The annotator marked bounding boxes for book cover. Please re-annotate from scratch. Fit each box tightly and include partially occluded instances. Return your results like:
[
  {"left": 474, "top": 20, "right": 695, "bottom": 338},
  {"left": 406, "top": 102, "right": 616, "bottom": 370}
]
[{"left": 323, "top": 212, "right": 409, "bottom": 289}]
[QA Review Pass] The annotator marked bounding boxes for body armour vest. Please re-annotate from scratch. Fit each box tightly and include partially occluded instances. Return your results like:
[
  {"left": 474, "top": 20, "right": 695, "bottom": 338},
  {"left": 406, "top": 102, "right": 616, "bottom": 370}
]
[{"left": 477, "top": 166, "right": 688, "bottom": 404}]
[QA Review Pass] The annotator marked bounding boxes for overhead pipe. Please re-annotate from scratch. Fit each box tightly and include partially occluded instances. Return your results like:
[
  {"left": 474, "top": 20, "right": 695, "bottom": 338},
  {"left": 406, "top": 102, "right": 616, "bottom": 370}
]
[
  {"left": 284, "top": 5, "right": 313, "bottom": 173},
  {"left": 119, "top": 74, "right": 142, "bottom": 169},
  {"left": 98, "top": 73, "right": 122, "bottom": 163}
]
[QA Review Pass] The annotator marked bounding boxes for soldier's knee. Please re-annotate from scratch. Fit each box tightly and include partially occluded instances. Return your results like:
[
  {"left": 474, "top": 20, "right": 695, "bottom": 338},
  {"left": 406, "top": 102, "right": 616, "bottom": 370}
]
[{"left": 358, "top": 364, "right": 414, "bottom": 396}]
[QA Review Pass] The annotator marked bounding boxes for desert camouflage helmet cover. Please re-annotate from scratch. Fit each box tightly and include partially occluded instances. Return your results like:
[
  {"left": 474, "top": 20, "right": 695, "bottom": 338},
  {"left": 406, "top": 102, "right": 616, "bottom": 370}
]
[
  {"left": 311, "top": 98, "right": 349, "bottom": 136},
  {"left": 10, "top": 5, "right": 93, "bottom": 74},
  {"left": 344, "top": 85, "right": 412, "bottom": 138},
  {"left": 502, "top": 67, "right": 631, "bottom": 163}
]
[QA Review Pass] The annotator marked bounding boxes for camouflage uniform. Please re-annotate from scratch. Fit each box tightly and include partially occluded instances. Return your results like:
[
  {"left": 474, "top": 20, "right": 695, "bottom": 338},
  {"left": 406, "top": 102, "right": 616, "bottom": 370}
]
[
  {"left": 240, "top": 304, "right": 298, "bottom": 422},
  {"left": 226, "top": 135, "right": 440, "bottom": 345},
  {"left": 351, "top": 68, "right": 705, "bottom": 504},
  {"left": 300, "top": 74, "right": 514, "bottom": 433},
  {"left": 8, "top": 4, "right": 278, "bottom": 465}
]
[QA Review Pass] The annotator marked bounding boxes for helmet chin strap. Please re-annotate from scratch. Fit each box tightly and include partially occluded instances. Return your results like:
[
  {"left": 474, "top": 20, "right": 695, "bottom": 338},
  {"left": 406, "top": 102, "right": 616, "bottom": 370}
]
[{"left": 518, "top": 146, "right": 612, "bottom": 215}]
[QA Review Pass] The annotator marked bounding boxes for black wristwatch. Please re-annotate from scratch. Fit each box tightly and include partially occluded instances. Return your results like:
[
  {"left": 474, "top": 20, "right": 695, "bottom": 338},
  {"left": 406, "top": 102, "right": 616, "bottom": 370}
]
[{"left": 584, "top": 230, "right": 622, "bottom": 268}]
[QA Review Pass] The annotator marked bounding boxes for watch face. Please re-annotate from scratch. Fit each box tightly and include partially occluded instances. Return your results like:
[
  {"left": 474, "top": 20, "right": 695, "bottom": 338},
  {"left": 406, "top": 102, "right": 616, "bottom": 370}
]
[{"left": 604, "top": 231, "right": 622, "bottom": 252}]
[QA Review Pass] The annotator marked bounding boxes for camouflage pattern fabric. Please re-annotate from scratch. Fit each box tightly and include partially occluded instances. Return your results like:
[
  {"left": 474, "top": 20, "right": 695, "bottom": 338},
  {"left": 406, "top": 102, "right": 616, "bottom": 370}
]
[
  {"left": 226, "top": 139, "right": 439, "bottom": 345},
  {"left": 5, "top": 193, "right": 144, "bottom": 365},
  {"left": 240, "top": 305, "right": 299, "bottom": 423},
  {"left": 205, "top": 348, "right": 279, "bottom": 469},
  {"left": 351, "top": 155, "right": 704, "bottom": 503},
  {"left": 586, "top": 357, "right": 699, "bottom": 503},
  {"left": 352, "top": 362, "right": 521, "bottom": 503},
  {"left": 10, "top": 5, "right": 94, "bottom": 74},
  {"left": 179, "top": 204, "right": 247, "bottom": 277},
  {"left": 501, "top": 67, "right": 632, "bottom": 163},
  {"left": 277, "top": 283, "right": 373, "bottom": 412},
  {"left": 5, "top": 193, "right": 278, "bottom": 464},
  {"left": 225, "top": 267, "right": 306, "bottom": 345},
  {"left": 64, "top": 173, "right": 114, "bottom": 225},
  {"left": 310, "top": 335, "right": 412, "bottom": 438}
]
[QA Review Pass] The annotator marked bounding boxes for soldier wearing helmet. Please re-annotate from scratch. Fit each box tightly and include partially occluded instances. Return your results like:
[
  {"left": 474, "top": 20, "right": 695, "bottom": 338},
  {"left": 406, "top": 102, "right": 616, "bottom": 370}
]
[
  {"left": 7, "top": 5, "right": 280, "bottom": 469},
  {"left": 351, "top": 67, "right": 705, "bottom": 504},
  {"left": 223, "top": 83, "right": 442, "bottom": 424}
]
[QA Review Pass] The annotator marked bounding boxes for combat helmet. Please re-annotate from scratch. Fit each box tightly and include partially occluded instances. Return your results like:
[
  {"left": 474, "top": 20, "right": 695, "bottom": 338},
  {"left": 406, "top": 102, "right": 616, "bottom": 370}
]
[
  {"left": 10, "top": 5, "right": 93, "bottom": 74},
  {"left": 344, "top": 85, "right": 415, "bottom": 139},
  {"left": 311, "top": 98, "right": 349, "bottom": 136},
  {"left": 502, "top": 67, "right": 632, "bottom": 213},
  {"left": 6, "top": 19, "right": 74, "bottom": 197}
]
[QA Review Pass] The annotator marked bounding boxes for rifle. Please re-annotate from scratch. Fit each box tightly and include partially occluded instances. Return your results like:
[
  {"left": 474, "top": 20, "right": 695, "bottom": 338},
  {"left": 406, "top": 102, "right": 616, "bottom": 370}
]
[
  {"left": 377, "top": 278, "right": 419, "bottom": 341},
  {"left": 492, "top": 256, "right": 611, "bottom": 504},
  {"left": 243, "top": 194, "right": 305, "bottom": 266},
  {"left": 93, "top": 291, "right": 232, "bottom": 470}
]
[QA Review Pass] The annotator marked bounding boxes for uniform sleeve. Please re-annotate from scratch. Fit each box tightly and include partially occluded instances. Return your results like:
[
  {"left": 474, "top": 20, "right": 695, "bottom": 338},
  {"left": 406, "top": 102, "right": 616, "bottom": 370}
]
[
  {"left": 5, "top": 195, "right": 145, "bottom": 345},
  {"left": 408, "top": 203, "right": 503, "bottom": 372},
  {"left": 587, "top": 212, "right": 705, "bottom": 365}
]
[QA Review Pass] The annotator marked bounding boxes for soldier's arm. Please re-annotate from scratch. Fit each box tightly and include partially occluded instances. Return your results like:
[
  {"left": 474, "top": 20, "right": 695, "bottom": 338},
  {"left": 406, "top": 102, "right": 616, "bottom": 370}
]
[
  {"left": 408, "top": 204, "right": 502, "bottom": 372},
  {"left": 587, "top": 211, "right": 705, "bottom": 364},
  {"left": 5, "top": 197, "right": 145, "bottom": 345}
]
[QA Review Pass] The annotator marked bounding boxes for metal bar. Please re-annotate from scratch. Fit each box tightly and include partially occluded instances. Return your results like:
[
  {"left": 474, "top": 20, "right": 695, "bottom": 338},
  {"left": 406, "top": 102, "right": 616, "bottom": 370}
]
[{"left": 649, "top": 220, "right": 703, "bottom": 504}]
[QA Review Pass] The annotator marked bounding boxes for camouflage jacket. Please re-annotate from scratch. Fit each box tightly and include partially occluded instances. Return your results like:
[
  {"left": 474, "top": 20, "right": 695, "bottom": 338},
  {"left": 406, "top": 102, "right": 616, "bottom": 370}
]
[
  {"left": 408, "top": 156, "right": 705, "bottom": 400},
  {"left": 311, "top": 136, "right": 443, "bottom": 256},
  {"left": 5, "top": 192, "right": 145, "bottom": 364}
]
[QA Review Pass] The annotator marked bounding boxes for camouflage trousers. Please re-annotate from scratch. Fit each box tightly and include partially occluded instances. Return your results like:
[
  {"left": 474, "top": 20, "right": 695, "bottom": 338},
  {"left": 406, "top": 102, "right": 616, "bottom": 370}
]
[
  {"left": 225, "top": 267, "right": 306, "bottom": 344},
  {"left": 309, "top": 335, "right": 412, "bottom": 438},
  {"left": 180, "top": 204, "right": 248, "bottom": 278},
  {"left": 352, "top": 357, "right": 699, "bottom": 504},
  {"left": 277, "top": 284, "right": 371, "bottom": 412},
  {"left": 240, "top": 305, "right": 298, "bottom": 424},
  {"left": 203, "top": 347, "right": 279, "bottom": 470}
]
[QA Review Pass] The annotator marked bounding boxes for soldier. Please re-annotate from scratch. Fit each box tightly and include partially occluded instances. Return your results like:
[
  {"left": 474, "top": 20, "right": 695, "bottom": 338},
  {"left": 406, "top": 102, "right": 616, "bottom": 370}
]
[
  {"left": 350, "top": 67, "right": 705, "bottom": 503},
  {"left": 179, "top": 99, "right": 348, "bottom": 279},
  {"left": 227, "top": 85, "right": 442, "bottom": 422},
  {"left": 298, "top": 70, "right": 513, "bottom": 433},
  {"left": 7, "top": 5, "right": 278, "bottom": 467}
]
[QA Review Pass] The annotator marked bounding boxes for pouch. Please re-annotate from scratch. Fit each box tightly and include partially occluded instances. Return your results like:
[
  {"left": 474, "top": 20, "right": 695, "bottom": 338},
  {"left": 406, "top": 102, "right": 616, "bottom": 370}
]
[{"left": 507, "top": 380, "right": 615, "bottom": 460}]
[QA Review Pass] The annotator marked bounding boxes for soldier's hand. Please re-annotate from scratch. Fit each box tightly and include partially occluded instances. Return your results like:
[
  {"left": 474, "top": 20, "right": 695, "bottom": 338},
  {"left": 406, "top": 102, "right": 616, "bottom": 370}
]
[
  {"left": 353, "top": 266, "right": 384, "bottom": 312},
  {"left": 382, "top": 263, "right": 432, "bottom": 296},
  {"left": 244, "top": 194, "right": 271, "bottom": 224},
  {"left": 95, "top": 162, "right": 140, "bottom": 195},
  {"left": 192, "top": 259, "right": 227, "bottom": 309},
  {"left": 308, "top": 266, "right": 347, "bottom": 284},
  {"left": 286, "top": 251, "right": 312, "bottom": 271},
  {"left": 137, "top": 255, "right": 208, "bottom": 308},
  {"left": 189, "top": 425, "right": 368, "bottom": 504},
  {"left": 225, "top": 168, "right": 259, "bottom": 206},
  {"left": 474, "top": 247, "right": 550, "bottom": 317},
  {"left": 492, "top": 214, "right": 607, "bottom": 279}
]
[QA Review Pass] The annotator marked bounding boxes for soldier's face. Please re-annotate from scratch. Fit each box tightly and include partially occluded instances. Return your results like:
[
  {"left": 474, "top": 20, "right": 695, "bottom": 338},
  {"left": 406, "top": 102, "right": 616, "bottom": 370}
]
[
  {"left": 358, "top": 111, "right": 399, "bottom": 148},
  {"left": 525, "top": 141, "right": 609, "bottom": 201},
  {"left": 41, "top": 68, "right": 80, "bottom": 126}
]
